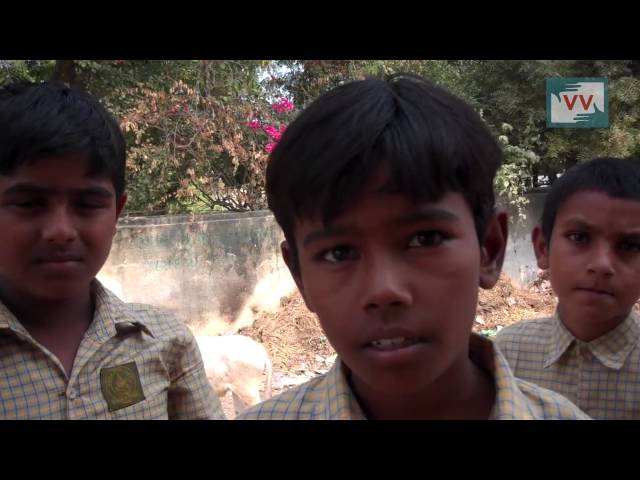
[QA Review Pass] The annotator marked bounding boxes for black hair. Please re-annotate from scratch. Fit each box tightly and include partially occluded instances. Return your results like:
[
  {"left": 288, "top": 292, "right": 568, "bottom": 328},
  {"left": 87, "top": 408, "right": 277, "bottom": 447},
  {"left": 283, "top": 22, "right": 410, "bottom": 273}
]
[
  {"left": 0, "top": 81, "right": 126, "bottom": 197},
  {"left": 541, "top": 156, "right": 640, "bottom": 245},
  {"left": 266, "top": 74, "right": 503, "bottom": 270}
]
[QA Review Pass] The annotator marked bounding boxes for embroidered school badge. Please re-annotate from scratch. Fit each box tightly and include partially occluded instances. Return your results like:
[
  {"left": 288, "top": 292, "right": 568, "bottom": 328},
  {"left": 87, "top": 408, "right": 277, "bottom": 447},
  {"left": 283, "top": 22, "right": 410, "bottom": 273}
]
[{"left": 100, "top": 362, "right": 145, "bottom": 412}]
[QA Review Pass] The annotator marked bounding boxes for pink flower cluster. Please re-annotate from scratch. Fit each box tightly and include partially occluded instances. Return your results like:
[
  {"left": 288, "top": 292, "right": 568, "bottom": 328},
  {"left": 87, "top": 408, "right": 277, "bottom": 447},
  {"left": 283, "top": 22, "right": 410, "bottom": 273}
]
[
  {"left": 262, "top": 124, "right": 288, "bottom": 153},
  {"left": 272, "top": 98, "right": 295, "bottom": 114},
  {"left": 246, "top": 100, "right": 294, "bottom": 153},
  {"left": 264, "top": 124, "right": 287, "bottom": 142},
  {"left": 247, "top": 118, "right": 261, "bottom": 130}
]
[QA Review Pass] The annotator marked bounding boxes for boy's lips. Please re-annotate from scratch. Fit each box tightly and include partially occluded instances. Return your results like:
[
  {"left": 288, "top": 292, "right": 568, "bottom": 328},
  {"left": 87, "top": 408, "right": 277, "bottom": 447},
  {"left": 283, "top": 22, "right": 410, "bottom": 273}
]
[
  {"left": 362, "top": 339, "right": 431, "bottom": 368},
  {"left": 367, "top": 337, "right": 426, "bottom": 350},
  {"left": 363, "top": 327, "right": 429, "bottom": 352},
  {"left": 574, "top": 286, "right": 616, "bottom": 304},
  {"left": 575, "top": 286, "right": 615, "bottom": 297},
  {"left": 33, "top": 253, "right": 84, "bottom": 275},
  {"left": 34, "top": 254, "right": 84, "bottom": 263}
]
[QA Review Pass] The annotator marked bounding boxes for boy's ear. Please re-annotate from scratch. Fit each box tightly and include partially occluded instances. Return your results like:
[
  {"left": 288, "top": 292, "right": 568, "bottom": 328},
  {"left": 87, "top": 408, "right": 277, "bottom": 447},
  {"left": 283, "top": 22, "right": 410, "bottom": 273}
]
[
  {"left": 281, "top": 240, "right": 315, "bottom": 313},
  {"left": 531, "top": 225, "right": 550, "bottom": 270},
  {"left": 479, "top": 209, "right": 508, "bottom": 289},
  {"left": 113, "top": 193, "right": 127, "bottom": 235},
  {"left": 115, "top": 193, "right": 127, "bottom": 219}
]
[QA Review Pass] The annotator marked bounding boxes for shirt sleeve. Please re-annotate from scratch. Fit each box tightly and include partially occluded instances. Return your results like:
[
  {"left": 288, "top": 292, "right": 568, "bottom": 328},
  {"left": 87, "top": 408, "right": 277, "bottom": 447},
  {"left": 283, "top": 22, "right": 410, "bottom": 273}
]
[{"left": 167, "top": 326, "right": 227, "bottom": 420}]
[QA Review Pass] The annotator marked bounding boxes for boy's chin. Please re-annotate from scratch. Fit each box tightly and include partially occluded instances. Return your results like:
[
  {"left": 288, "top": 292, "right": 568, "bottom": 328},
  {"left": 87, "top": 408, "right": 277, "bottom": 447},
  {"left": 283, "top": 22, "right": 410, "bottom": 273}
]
[
  {"left": 28, "top": 281, "right": 93, "bottom": 303},
  {"left": 561, "top": 301, "right": 630, "bottom": 325},
  {"left": 349, "top": 363, "right": 444, "bottom": 398}
]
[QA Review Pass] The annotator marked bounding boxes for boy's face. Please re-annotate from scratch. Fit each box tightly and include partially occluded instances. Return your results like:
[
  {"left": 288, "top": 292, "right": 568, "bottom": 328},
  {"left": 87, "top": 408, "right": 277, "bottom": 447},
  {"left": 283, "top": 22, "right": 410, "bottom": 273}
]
[
  {"left": 0, "top": 155, "right": 126, "bottom": 303},
  {"left": 533, "top": 191, "right": 640, "bottom": 329},
  {"left": 283, "top": 179, "right": 507, "bottom": 397}
]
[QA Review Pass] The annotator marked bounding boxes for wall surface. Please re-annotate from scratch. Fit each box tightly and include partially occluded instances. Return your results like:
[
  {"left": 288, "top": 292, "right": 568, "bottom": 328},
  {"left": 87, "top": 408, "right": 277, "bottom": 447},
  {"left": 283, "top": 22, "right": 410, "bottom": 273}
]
[
  {"left": 97, "top": 210, "right": 296, "bottom": 335},
  {"left": 98, "top": 195, "right": 547, "bottom": 333}
]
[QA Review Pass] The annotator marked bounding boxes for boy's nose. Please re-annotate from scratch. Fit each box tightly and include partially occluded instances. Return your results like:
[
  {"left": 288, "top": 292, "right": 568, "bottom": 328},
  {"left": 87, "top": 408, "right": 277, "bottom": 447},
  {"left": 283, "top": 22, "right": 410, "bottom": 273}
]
[
  {"left": 42, "top": 208, "right": 78, "bottom": 244},
  {"left": 361, "top": 257, "right": 413, "bottom": 311},
  {"left": 586, "top": 243, "right": 615, "bottom": 277}
]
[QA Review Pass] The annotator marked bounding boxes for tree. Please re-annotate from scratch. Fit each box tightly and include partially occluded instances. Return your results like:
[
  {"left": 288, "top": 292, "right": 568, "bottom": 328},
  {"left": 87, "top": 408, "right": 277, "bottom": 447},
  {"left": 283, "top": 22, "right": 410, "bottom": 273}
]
[
  {"left": 463, "top": 60, "right": 640, "bottom": 182},
  {"left": 2, "top": 59, "right": 639, "bottom": 217},
  {"left": 118, "top": 60, "right": 293, "bottom": 214},
  {"left": 52, "top": 60, "right": 77, "bottom": 85}
]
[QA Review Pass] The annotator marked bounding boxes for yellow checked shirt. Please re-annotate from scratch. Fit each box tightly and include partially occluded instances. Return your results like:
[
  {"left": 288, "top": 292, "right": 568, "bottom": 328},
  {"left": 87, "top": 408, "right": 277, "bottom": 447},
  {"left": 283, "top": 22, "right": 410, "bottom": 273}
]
[
  {"left": 495, "top": 311, "right": 640, "bottom": 419},
  {"left": 0, "top": 281, "right": 225, "bottom": 420},
  {"left": 236, "top": 333, "right": 589, "bottom": 420}
]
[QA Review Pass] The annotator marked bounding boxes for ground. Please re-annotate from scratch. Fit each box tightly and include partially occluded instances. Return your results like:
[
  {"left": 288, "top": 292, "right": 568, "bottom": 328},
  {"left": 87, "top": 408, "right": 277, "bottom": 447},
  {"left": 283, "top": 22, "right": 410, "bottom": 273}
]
[
  {"left": 236, "top": 273, "right": 556, "bottom": 404},
  {"left": 223, "top": 272, "right": 639, "bottom": 418}
]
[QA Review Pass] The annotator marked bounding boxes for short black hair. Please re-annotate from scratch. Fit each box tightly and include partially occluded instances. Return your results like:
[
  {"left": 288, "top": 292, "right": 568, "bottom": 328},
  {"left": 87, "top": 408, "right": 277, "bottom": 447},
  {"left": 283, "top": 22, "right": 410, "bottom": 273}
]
[
  {"left": 0, "top": 81, "right": 126, "bottom": 197},
  {"left": 266, "top": 74, "right": 503, "bottom": 269},
  {"left": 541, "top": 157, "right": 640, "bottom": 245}
]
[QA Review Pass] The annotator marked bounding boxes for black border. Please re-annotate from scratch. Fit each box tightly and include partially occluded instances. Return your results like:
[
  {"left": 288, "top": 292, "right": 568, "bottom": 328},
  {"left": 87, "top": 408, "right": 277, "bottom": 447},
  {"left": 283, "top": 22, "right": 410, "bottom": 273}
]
[{"left": 3, "top": 9, "right": 639, "bottom": 59}]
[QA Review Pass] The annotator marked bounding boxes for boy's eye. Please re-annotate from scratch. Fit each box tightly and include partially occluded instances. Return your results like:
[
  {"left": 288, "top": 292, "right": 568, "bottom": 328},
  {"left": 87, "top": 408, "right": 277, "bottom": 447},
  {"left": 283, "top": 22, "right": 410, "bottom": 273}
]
[
  {"left": 619, "top": 239, "right": 640, "bottom": 253},
  {"left": 321, "top": 246, "right": 357, "bottom": 263},
  {"left": 567, "top": 232, "right": 588, "bottom": 244},
  {"left": 75, "top": 195, "right": 110, "bottom": 209},
  {"left": 408, "top": 231, "right": 446, "bottom": 248},
  {"left": 11, "top": 199, "right": 45, "bottom": 208},
  {"left": 76, "top": 201, "right": 105, "bottom": 209}
]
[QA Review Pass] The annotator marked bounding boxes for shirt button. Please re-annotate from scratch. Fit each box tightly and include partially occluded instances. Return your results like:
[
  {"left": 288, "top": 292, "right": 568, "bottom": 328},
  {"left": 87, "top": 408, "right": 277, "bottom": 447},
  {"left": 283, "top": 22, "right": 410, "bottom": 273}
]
[{"left": 68, "top": 389, "right": 77, "bottom": 400}]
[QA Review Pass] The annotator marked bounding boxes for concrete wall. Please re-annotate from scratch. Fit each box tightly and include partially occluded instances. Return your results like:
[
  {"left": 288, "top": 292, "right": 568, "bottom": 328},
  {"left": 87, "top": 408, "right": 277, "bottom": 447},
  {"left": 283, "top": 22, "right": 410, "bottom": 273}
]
[
  {"left": 98, "top": 194, "right": 548, "bottom": 333},
  {"left": 502, "top": 192, "right": 547, "bottom": 287},
  {"left": 97, "top": 211, "right": 296, "bottom": 335}
]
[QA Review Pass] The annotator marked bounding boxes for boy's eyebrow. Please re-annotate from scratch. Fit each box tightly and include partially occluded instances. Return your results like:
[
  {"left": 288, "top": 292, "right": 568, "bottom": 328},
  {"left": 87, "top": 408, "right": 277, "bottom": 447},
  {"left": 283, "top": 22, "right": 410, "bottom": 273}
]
[
  {"left": 394, "top": 208, "right": 460, "bottom": 225},
  {"left": 560, "top": 218, "right": 593, "bottom": 229},
  {"left": 303, "top": 226, "right": 355, "bottom": 247},
  {"left": 562, "top": 217, "right": 640, "bottom": 236},
  {"left": 302, "top": 208, "right": 460, "bottom": 247},
  {"left": 2, "top": 183, "right": 114, "bottom": 198}
]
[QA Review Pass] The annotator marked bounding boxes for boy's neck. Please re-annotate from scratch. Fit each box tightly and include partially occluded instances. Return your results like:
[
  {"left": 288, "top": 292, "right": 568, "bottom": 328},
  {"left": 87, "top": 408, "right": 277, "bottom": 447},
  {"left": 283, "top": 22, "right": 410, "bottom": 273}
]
[
  {"left": 349, "top": 352, "right": 495, "bottom": 420},
  {"left": 1, "top": 284, "right": 95, "bottom": 377},
  {"left": 558, "top": 305, "right": 630, "bottom": 342},
  {"left": 0, "top": 283, "right": 95, "bottom": 333}
]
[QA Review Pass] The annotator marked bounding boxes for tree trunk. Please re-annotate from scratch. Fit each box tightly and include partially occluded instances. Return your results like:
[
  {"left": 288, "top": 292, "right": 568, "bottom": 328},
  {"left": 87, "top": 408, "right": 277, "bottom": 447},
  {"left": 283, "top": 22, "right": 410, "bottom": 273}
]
[
  {"left": 52, "top": 60, "right": 77, "bottom": 85},
  {"left": 564, "top": 153, "right": 579, "bottom": 169},
  {"left": 200, "top": 60, "right": 209, "bottom": 94}
]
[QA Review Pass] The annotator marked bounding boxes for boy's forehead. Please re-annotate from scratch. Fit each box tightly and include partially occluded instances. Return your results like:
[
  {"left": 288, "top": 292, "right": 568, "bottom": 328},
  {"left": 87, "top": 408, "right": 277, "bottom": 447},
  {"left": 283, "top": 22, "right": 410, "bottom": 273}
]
[
  {"left": 10, "top": 154, "right": 94, "bottom": 175},
  {"left": 560, "top": 189, "right": 640, "bottom": 209},
  {"left": 364, "top": 164, "right": 392, "bottom": 191},
  {"left": 294, "top": 191, "right": 472, "bottom": 240},
  {"left": 557, "top": 190, "right": 640, "bottom": 228},
  {"left": 1, "top": 154, "right": 115, "bottom": 193}
]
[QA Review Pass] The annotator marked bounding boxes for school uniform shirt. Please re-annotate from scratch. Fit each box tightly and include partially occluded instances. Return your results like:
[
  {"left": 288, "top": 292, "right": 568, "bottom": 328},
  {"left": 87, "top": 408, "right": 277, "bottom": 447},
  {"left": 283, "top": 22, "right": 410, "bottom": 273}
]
[
  {"left": 0, "top": 280, "right": 225, "bottom": 419},
  {"left": 236, "top": 333, "right": 589, "bottom": 420},
  {"left": 496, "top": 311, "right": 640, "bottom": 419}
]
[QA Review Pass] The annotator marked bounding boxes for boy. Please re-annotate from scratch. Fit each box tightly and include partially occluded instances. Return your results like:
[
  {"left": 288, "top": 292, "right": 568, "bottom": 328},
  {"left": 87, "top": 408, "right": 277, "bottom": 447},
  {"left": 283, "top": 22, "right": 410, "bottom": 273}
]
[
  {"left": 496, "top": 157, "right": 640, "bottom": 419},
  {"left": 0, "top": 81, "right": 224, "bottom": 419},
  {"left": 236, "top": 75, "right": 588, "bottom": 420}
]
